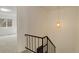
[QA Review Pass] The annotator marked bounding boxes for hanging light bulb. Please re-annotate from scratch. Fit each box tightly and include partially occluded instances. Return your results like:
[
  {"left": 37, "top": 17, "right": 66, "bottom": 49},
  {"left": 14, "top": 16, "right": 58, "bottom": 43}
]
[
  {"left": 57, "top": 23, "right": 60, "bottom": 27},
  {"left": 56, "top": 20, "right": 61, "bottom": 28},
  {"left": 56, "top": 7, "right": 62, "bottom": 31}
]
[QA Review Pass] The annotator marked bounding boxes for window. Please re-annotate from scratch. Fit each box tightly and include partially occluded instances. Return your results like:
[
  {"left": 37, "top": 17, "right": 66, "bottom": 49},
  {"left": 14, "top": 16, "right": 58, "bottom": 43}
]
[{"left": 0, "top": 18, "right": 12, "bottom": 27}]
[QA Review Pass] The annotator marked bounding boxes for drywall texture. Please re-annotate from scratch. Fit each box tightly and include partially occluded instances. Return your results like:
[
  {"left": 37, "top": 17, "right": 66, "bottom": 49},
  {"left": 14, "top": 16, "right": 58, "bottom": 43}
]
[
  {"left": 0, "top": 8, "right": 17, "bottom": 52},
  {"left": 17, "top": 6, "right": 79, "bottom": 53},
  {"left": 75, "top": 7, "right": 79, "bottom": 52},
  {"left": 17, "top": 7, "right": 29, "bottom": 52},
  {"left": 47, "top": 7, "right": 78, "bottom": 53},
  {"left": 0, "top": 35, "right": 17, "bottom": 53},
  {"left": 17, "top": 7, "right": 49, "bottom": 52}
]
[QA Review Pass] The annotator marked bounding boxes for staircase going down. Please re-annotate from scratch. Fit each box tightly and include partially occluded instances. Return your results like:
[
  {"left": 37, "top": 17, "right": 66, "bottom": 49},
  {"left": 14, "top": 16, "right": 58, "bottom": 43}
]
[{"left": 24, "top": 34, "right": 56, "bottom": 53}]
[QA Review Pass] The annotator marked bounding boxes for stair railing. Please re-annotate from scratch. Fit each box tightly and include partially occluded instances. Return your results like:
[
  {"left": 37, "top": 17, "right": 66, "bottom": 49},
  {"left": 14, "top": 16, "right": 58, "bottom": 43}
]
[{"left": 25, "top": 34, "right": 56, "bottom": 53}]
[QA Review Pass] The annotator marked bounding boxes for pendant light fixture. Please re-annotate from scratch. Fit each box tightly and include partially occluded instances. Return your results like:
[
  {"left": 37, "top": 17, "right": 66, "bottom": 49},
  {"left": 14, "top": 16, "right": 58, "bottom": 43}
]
[{"left": 56, "top": 6, "right": 62, "bottom": 31}]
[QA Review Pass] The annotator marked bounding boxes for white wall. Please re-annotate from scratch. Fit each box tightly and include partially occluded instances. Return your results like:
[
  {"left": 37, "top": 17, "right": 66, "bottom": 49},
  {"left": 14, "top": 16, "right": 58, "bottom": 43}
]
[
  {"left": 75, "top": 7, "right": 79, "bottom": 52},
  {"left": 17, "top": 7, "right": 29, "bottom": 52},
  {"left": 17, "top": 6, "right": 79, "bottom": 53},
  {"left": 0, "top": 12, "right": 17, "bottom": 36},
  {"left": 27, "top": 7, "right": 49, "bottom": 36},
  {"left": 0, "top": 35, "right": 17, "bottom": 52},
  {"left": 47, "top": 7, "right": 78, "bottom": 53},
  {"left": 0, "top": 7, "right": 17, "bottom": 53},
  {"left": 17, "top": 7, "right": 49, "bottom": 52}
]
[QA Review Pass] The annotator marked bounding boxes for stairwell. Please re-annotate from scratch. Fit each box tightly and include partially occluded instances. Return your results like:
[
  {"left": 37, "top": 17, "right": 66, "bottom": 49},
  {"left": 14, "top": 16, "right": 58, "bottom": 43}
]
[{"left": 23, "top": 34, "right": 56, "bottom": 53}]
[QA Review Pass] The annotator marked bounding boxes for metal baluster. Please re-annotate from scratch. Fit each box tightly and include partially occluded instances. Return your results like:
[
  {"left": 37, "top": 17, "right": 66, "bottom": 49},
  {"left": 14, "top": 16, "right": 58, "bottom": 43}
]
[
  {"left": 27, "top": 36, "right": 28, "bottom": 48},
  {"left": 29, "top": 36, "right": 30, "bottom": 49},
  {"left": 54, "top": 46, "right": 56, "bottom": 53},
  {"left": 38, "top": 38, "right": 39, "bottom": 48},
  {"left": 42, "top": 38, "right": 43, "bottom": 53},
  {"left": 32, "top": 37, "right": 33, "bottom": 51},
  {"left": 51, "top": 45, "right": 52, "bottom": 53},
  {"left": 47, "top": 38, "right": 48, "bottom": 53},
  {"left": 35, "top": 38, "right": 36, "bottom": 51}
]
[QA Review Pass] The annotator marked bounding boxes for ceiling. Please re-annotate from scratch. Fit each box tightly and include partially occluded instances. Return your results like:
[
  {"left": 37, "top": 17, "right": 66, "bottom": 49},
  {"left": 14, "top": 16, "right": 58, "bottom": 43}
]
[
  {"left": 40, "top": 6, "right": 79, "bottom": 11},
  {"left": 39, "top": 6, "right": 60, "bottom": 11},
  {"left": 0, "top": 6, "right": 16, "bottom": 14}
]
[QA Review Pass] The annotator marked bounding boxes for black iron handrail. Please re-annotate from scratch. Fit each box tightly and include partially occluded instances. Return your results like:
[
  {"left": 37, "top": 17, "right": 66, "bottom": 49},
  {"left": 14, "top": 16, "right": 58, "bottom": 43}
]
[
  {"left": 25, "top": 34, "right": 56, "bottom": 53},
  {"left": 25, "top": 47, "right": 36, "bottom": 53},
  {"left": 25, "top": 34, "right": 42, "bottom": 39},
  {"left": 42, "top": 36, "right": 56, "bottom": 53},
  {"left": 42, "top": 36, "right": 56, "bottom": 48}
]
